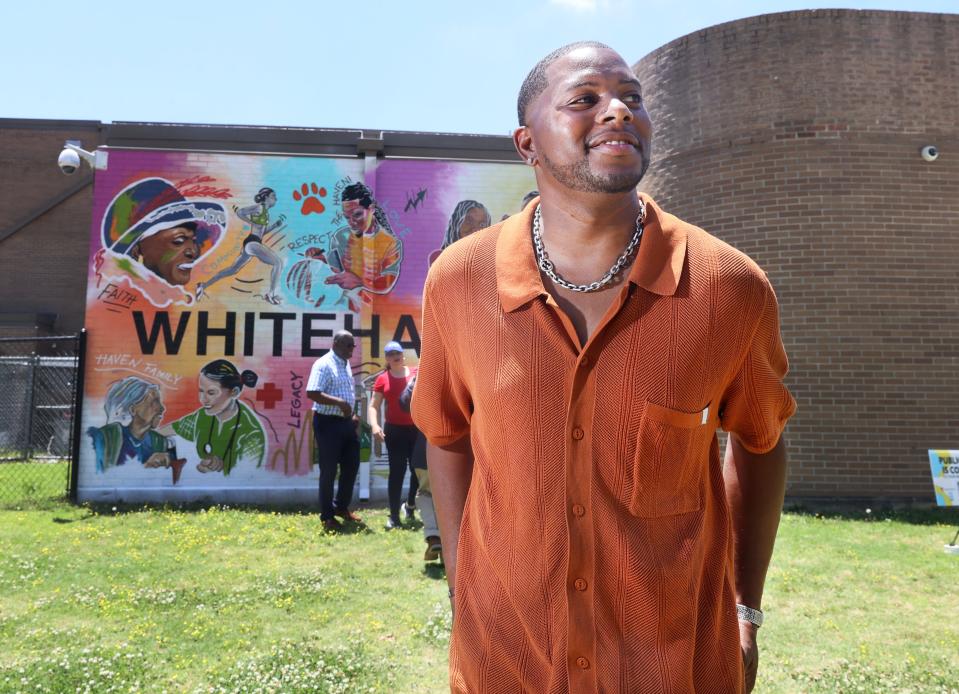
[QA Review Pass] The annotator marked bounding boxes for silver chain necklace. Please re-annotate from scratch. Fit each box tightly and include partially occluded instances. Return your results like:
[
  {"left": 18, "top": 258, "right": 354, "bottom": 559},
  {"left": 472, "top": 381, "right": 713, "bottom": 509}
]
[{"left": 532, "top": 201, "right": 645, "bottom": 293}]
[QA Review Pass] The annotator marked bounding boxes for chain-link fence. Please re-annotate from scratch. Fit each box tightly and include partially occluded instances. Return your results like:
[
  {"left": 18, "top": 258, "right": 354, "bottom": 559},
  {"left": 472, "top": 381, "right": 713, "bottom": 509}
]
[{"left": 0, "top": 334, "right": 83, "bottom": 506}]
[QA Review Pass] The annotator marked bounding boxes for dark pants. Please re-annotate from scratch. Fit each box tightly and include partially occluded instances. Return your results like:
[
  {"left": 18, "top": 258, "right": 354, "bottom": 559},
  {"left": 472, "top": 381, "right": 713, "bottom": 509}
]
[
  {"left": 385, "top": 423, "right": 420, "bottom": 519},
  {"left": 313, "top": 413, "right": 360, "bottom": 520},
  {"left": 411, "top": 430, "right": 427, "bottom": 471}
]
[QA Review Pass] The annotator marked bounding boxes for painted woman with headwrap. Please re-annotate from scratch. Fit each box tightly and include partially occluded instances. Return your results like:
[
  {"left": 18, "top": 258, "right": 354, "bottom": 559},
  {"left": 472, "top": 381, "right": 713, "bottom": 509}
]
[{"left": 98, "top": 177, "right": 227, "bottom": 306}]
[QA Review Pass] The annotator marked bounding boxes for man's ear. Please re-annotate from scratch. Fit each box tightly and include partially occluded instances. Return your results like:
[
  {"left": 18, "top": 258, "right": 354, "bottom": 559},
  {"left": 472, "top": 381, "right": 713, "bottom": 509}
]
[
  {"left": 513, "top": 126, "right": 536, "bottom": 165},
  {"left": 129, "top": 243, "right": 141, "bottom": 259}
]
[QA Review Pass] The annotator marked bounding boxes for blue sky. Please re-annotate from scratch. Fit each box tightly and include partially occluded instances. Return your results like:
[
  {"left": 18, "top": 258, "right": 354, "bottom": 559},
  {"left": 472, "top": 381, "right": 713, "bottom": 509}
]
[{"left": 5, "top": 0, "right": 956, "bottom": 136}]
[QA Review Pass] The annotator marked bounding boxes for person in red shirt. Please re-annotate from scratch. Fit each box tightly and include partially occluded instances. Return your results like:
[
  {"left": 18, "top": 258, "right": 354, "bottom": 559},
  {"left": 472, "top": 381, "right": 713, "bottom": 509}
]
[{"left": 368, "top": 341, "right": 420, "bottom": 529}]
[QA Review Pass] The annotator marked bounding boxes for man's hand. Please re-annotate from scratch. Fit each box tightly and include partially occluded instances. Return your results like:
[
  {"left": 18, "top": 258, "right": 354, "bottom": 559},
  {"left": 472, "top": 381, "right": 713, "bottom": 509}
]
[
  {"left": 739, "top": 621, "right": 759, "bottom": 693},
  {"left": 337, "top": 400, "right": 353, "bottom": 418},
  {"left": 143, "top": 452, "right": 170, "bottom": 468},
  {"left": 325, "top": 271, "right": 363, "bottom": 290},
  {"left": 371, "top": 426, "right": 385, "bottom": 443}
]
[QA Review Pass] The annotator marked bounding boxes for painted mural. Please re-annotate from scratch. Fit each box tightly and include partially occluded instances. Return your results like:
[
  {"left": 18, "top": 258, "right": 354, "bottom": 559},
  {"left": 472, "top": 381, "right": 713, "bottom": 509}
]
[{"left": 78, "top": 150, "right": 536, "bottom": 502}]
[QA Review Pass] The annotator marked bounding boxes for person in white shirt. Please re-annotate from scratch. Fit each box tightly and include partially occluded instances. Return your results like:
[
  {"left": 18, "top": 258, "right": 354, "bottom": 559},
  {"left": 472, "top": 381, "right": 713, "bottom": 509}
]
[{"left": 306, "top": 330, "right": 362, "bottom": 530}]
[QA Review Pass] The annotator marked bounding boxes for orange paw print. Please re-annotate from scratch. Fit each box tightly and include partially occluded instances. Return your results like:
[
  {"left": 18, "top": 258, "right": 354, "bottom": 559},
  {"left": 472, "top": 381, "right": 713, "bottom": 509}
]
[{"left": 293, "top": 182, "right": 327, "bottom": 215}]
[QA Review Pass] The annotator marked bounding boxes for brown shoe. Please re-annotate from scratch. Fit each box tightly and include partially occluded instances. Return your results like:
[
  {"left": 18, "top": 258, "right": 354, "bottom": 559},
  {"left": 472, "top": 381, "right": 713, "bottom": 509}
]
[
  {"left": 334, "top": 508, "right": 362, "bottom": 523},
  {"left": 323, "top": 518, "right": 343, "bottom": 532},
  {"left": 424, "top": 536, "right": 442, "bottom": 561}
]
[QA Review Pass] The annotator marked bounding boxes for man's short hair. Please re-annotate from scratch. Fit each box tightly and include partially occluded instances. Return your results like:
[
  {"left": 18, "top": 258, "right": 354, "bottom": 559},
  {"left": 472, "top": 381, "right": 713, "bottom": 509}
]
[{"left": 516, "top": 41, "right": 613, "bottom": 126}]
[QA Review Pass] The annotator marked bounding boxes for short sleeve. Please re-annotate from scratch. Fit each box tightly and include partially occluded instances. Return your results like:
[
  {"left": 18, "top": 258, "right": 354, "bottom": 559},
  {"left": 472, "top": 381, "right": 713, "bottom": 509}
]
[
  {"left": 237, "top": 409, "right": 266, "bottom": 467},
  {"left": 372, "top": 372, "right": 387, "bottom": 393},
  {"left": 398, "top": 376, "right": 415, "bottom": 413},
  {"left": 306, "top": 358, "right": 329, "bottom": 394},
  {"left": 87, "top": 427, "right": 106, "bottom": 472},
  {"left": 172, "top": 410, "right": 199, "bottom": 441},
  {"left": 719, "top": 278, "right": 797, "bottom": 454},
  {"left": 377, "top": 234, "right": 402, "bottom": 274},
  {"left": 410, "top": 274, "right": 472, "bottom": 446}
]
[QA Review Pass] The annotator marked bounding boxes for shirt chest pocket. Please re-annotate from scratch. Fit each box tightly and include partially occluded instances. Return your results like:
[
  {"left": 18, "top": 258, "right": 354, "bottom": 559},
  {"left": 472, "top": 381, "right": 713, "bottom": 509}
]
[{"left": 628, "top": 401, "right": 716, "bottom": 518}]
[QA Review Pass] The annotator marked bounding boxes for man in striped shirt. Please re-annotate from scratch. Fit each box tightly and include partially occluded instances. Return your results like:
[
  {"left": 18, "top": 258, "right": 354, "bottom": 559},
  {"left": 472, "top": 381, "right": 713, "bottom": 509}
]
[{"left": 307, "top": 329, "right": 362, "bottom": 531}]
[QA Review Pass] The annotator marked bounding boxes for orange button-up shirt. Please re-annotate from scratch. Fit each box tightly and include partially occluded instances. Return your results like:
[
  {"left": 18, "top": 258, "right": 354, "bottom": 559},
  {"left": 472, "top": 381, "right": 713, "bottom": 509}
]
[{"left": 412, "top": 195, "right": 796, "bottom": 693}]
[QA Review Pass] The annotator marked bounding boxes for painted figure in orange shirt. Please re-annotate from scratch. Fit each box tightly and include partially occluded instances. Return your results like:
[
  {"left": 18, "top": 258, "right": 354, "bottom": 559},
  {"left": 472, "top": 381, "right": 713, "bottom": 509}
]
[
  {"left": 325, "top": 182, "right": 402, "bottom": 305},
  {"left": 413, "top": 42, "right": 795, "bottom": 693}
]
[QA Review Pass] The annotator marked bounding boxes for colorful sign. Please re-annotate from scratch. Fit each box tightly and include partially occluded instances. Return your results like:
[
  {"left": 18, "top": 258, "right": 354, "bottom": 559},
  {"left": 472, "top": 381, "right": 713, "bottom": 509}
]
[
  {"left": 929, "top": 450, "right": 959, "bottom": 507},
  {"left": 78, "top": 149, "right": 535, "bottom": 503}
]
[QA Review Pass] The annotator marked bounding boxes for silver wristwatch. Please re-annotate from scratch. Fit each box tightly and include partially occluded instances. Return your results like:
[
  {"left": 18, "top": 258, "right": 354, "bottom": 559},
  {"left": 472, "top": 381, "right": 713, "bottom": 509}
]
[{"left": 736, "top": 603, "right": 764, "bottom": 627}]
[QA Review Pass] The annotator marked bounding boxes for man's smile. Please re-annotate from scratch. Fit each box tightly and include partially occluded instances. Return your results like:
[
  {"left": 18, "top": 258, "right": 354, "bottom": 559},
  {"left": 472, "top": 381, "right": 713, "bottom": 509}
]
[{"left": 587, "top": 130, "right": 640, "bottom": 154}]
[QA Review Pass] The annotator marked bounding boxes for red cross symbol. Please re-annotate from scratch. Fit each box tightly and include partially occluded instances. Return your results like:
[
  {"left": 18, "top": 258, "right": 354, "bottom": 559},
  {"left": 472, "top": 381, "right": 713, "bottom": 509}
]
[{"left": 256, "top": 382, "right": 284, "bottom": 409}]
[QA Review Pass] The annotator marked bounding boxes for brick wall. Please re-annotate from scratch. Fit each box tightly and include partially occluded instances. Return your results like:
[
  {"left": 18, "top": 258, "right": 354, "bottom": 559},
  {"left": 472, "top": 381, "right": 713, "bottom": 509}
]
[
  {"left": 634, "top": 10, "right": 959, "bottom": 500},
  {"left": 0, "top": 120, "right": 103, "bottom": 334}
]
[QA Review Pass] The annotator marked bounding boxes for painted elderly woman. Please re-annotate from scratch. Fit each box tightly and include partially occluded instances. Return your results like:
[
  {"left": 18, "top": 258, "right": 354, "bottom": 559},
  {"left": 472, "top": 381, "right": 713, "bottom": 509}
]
[
  {"left": 87, "top": 376, "right": 169, "bottom": 473},
  {"left": 157, "top": 360, "right": 266, "bottom": 475}
]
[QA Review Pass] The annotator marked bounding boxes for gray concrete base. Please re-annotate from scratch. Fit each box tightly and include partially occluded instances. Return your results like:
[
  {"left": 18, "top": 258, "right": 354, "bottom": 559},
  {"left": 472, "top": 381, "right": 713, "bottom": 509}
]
[{"left": 76, "top": 454, "right": 405, "bottom": 508}]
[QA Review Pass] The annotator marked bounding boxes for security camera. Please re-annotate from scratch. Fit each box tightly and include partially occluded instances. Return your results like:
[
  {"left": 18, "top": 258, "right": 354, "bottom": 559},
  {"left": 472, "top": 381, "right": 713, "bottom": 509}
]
[
  {"left": 921, "top": 145, "right": 939, "bottom": 162},
  {"left": 57, "top": 141, "right": 98, "bottom": 175},
  {"left": 58, "top": 147, "right": 81, "bottom": 174}
]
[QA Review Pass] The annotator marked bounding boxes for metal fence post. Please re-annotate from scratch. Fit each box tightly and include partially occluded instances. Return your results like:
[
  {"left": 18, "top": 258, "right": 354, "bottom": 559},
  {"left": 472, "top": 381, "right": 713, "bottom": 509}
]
[
  {"left": 68, "top": 329, "right": 87, "bottom": 503},
  {"left": 24, "top": 353, "right": 39, "bottom": 461}
]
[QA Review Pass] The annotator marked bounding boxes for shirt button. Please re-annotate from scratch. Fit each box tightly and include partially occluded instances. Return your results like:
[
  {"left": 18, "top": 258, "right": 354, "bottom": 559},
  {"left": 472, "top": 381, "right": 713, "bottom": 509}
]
[
  {"left": 571, "top": 504, "right": 585, "bottom": 517},
  {"left": 571, "top": 427, "right": 584, "bottom": 440},
  {"left": 574, "top": 578, "right": 588, "bottom": 591},
  {"left": 576, "top": 656, "right": 590, "bottom": 670},
  {"left": 580, "top": 355, "right": 589, "bottom": 367}
]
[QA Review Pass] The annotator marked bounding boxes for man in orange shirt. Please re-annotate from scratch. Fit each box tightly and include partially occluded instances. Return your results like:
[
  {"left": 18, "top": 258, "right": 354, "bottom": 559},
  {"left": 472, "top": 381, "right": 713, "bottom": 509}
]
[{"left": 412, "top": 42, "right": 795, "bottom": 693}]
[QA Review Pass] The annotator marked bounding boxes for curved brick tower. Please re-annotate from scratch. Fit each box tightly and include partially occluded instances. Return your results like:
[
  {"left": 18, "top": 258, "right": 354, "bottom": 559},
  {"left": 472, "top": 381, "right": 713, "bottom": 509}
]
[{"left": 634, "top": 10, "right": 959, "bottom": 501}]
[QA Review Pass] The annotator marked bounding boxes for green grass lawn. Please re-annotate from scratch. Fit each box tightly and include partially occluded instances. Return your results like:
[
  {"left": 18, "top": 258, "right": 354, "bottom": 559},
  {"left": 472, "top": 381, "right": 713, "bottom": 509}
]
[
  {"left": 0, "top": 502, "right": 956, "bottom": 693},
  {"left": 0, "top": 460, "right": 68, "bottom": 509}
]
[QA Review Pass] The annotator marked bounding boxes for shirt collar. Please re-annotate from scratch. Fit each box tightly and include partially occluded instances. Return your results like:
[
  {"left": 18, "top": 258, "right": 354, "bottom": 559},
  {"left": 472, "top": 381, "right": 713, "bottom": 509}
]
[
  {"left": 496, "top": 193, "right": 687, "bottom": 313},
  {"left": 330, "top": 351, "right": 348, "bottom": 367}
]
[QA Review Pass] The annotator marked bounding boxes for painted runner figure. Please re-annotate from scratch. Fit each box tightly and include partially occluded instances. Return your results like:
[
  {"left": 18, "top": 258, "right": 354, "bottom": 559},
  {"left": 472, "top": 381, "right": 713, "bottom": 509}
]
[
  {"left": 196, "top": 187, "right": 286, "bottom": 304},
  {"left": 412, "top": 42, "right": 796, "bottom": 693}
]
